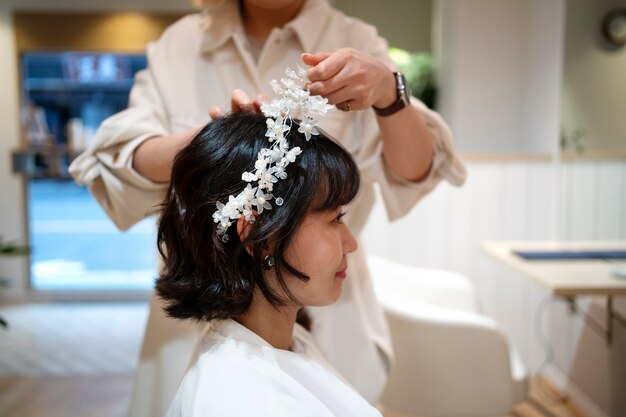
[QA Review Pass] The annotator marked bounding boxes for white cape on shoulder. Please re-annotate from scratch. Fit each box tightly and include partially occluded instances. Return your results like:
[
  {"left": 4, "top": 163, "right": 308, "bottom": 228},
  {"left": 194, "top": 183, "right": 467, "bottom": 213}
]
[{"left": 166, "top": 319, "right": 382, "bottom": 417}]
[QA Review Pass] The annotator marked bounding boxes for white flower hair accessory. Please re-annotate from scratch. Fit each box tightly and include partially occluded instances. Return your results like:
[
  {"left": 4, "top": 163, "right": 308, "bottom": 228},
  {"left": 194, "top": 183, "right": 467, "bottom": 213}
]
[{"left": 212, "top": 66, "right": 334, "bottom": 242}]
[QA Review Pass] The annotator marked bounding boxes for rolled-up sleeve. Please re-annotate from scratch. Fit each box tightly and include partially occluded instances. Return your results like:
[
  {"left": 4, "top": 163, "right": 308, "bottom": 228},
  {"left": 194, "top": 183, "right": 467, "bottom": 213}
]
[
  {"left": 69, "top": 52, "right": 170, "bottom": 231},
  {"left": 361, "top": 98, "right": 467, "bottom": 222},
  {"left": 356, "top": 26, "right": 467, "bottom": 222}
]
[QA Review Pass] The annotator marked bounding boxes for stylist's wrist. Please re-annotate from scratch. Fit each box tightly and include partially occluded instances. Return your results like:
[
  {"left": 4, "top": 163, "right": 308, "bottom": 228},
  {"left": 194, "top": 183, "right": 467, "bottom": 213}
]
[
  {"left": 372, "top": 71, "right": 397, "bottom": 109},
  {"left": 133, "top": 127, "right": 198, "bottom": 184}
]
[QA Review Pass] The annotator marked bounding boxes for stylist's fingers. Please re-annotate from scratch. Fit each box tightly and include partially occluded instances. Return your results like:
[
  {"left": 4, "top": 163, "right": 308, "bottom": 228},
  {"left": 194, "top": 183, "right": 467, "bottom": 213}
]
[
  {"left": 306, "top": 49, "right": 346, "bottom": 82},
  {"left": 231, "top": 89, "right": 256, "bottom": 113},
  {"left": 323, "top": 87, "right": 354, "bottom": 107},
  {"left": 302, "top": 52, "right": 331, "bottom": 67},
  {"left": 209, "top": 106, "right": 226, "bottom": 119},
  {"left": 253, "top": 94, "right": 269, "bottom": 114}
]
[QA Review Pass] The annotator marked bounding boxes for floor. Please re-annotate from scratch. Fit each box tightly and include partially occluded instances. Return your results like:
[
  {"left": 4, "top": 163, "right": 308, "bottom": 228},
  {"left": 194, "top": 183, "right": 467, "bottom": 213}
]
[
  {"left": 0, "top": 303, "right": 147, "bottom": 376},
  {"left": 0, "top": 302, "right": 587, "bottom": 417}
]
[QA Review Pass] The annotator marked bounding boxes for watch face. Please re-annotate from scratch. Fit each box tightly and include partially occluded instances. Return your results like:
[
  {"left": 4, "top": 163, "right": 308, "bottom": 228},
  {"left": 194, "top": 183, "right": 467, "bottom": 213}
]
[
  {"left": 603, "top": 8, "right": 626, "bottom": 47},
  {"left": 398, "top": 73, "right": 412, "bottom": 103}
]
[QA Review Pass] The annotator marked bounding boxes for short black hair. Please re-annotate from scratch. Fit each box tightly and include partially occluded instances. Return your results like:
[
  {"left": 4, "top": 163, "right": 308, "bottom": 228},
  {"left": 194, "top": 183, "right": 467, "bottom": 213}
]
[{"left": 155, "top": 112, "right": 360, "bottom": 322}]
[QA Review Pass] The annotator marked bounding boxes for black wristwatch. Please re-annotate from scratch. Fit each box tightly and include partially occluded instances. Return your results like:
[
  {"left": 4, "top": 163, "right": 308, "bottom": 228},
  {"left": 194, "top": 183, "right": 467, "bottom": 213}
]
[{"left": 372, "top": 72, "right": 411, "bottom": 117}]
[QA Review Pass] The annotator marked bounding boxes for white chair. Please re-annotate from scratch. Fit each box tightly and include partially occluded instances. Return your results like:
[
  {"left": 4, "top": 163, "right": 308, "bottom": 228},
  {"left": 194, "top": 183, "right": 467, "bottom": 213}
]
[{"left": 368, "top": 256, "right": 528, "bottom": 417}]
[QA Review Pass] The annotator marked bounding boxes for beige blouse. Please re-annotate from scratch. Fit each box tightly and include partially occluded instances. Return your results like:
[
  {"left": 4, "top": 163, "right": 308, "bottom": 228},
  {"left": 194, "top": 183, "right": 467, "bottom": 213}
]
[{"left": 69, "top": 0, "right": 466, "bottom": 415}]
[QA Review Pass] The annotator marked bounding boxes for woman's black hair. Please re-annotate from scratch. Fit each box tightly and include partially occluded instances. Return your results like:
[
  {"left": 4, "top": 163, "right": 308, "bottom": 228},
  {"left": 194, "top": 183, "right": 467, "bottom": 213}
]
[{"left": 155, "top": 111, "right": 360, "bottom": 322}]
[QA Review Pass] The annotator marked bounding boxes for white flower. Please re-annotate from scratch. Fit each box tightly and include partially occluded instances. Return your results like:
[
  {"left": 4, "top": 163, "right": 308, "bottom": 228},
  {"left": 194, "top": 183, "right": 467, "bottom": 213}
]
[
  {"left": 243, "top": 207, "right": 255, "bottom": 222},
  {"left": 251, "top": 189, "right": 273, "bottom": 213},
  {"left": 255, "top": 157, "right": 268, "bottom": 170},
  {"left": 242, "top": 172, "right": 257, "bottom": 182},
  {"left": 280, "top": 77, "right": 296, "bottom": 90},
  {"left": 242, "top": 184, "right": 257, "bottom": 200},
  {"left": 265, "top": 117, "right": 290, "bottom": 141},
  {"left": 278, "top": 137, "right": 290, "bottom": 153},
  {"left": 297, "top": 119, "right": 319, "bottom": 141},
  {"left": 258, "top": 171, "right": 279, "bottom": 190},
  {"left": 268, "top": 147, "right": 284, "bottom": 163},
  {"left": 285, "top": 67, "right": 300, "bottom": 80},
  {"left": 274, "top": 167, "right": 287, "bottom": 180},
  {"left": 228, "top": 195, "right": 241, "bottom": 210},
  {"left": 269, "top": 79, "right": 283, "bottom": 95},
  {"left": 263, "top": 172, "right": 278, "bottom": 184},
  {"left": 261, "top": 101, "right": 283, "bottom": 119},
  {"left": 286, "top": 147, "right": 302, "bottom": 162},
  {"left": 308, "top": 97, "right": 334, "bottom": 115}
]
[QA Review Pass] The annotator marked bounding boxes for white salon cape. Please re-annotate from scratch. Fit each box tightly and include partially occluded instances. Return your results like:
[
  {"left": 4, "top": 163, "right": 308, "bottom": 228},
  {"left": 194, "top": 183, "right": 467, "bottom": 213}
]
[
  {"left": 167, "top": 319, "right": 382, "bottom": 417},
  {"left": 68, "top": 0, "right": 467, "bottom": 415}
]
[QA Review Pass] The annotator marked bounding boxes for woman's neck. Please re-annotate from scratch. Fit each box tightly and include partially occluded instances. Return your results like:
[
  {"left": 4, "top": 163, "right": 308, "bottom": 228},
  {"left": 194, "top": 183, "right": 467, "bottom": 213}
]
[
  {"left": 236, "top": 291, "right": 299, "bottom": 350},
  {"left": 241, "top": 0, "right": 305, "bottom": 42}
]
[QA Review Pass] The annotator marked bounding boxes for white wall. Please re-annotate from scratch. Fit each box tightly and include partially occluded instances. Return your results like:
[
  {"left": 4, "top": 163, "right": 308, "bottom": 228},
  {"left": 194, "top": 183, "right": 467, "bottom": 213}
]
[{"left": 434, "top": 0, "right": 565, "bottom": 155}]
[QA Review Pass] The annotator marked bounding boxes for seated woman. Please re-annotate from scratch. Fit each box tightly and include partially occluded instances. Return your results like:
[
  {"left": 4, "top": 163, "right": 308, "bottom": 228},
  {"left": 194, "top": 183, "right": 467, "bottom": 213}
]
[{"left": 156, "top": 71, "right": 382, "bottom": 416}]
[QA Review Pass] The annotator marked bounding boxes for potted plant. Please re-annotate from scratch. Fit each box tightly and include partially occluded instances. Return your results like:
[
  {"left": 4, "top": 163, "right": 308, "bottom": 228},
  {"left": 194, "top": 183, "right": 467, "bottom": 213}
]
[
  {"left": 388, "top": 48, "right": 438, "bottom": 109},
  {"left": 0, "top": 238, "right": 30, "bottom": 328}
]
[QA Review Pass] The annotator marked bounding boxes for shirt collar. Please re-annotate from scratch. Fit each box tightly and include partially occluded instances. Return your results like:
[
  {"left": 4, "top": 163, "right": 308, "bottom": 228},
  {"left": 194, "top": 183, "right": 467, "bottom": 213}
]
[
  {"left": 199, "top": 0, "right": 334, "bottom": 54},
  {"left": 211, "top": 318, "right": 309, "bottom": 354},
  {"left": 213, "top": 318, "right": 274, "bottom": 348},
  {"left": 199, "top": 0, "right": 241, "bottom": 54},
  {"left": 284, "top": 0, "right": 333, "bottom": 53}
]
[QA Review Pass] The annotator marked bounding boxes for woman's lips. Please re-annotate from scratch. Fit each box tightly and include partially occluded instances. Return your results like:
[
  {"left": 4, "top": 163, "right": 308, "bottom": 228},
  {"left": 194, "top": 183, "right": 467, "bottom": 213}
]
[{"left": 335, "top": 268, "right": 347, "bottom": 279}]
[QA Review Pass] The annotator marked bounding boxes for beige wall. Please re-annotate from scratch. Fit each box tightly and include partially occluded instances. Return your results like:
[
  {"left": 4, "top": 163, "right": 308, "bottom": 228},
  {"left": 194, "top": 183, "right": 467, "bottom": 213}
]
[
  {"left": 561, "top": 0, "right": 626, "bottom": 154},
  {"left": 0, "top": 10, "right": 27, "bottom": 300},
  {"left": 332, "top": 0, "right": 432, "bottom": 53},
  {"left": 14, "top": 12, "right": 184, "bottom": 52}
]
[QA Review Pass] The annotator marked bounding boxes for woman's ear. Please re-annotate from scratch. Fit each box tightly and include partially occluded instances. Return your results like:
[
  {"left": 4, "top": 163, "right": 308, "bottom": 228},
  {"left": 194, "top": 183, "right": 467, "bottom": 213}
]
[{"left": 236, "top": 216, "right": 255, "bottom": 255}]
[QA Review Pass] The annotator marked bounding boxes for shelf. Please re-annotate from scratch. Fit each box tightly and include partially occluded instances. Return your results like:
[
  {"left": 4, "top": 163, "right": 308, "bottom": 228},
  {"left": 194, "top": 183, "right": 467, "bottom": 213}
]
[
  {"left": 12, "top": 147, "right": 80, "bottom": 179},
  {"left": 24, "top": 78, "right": 134, "bottom": 92}
]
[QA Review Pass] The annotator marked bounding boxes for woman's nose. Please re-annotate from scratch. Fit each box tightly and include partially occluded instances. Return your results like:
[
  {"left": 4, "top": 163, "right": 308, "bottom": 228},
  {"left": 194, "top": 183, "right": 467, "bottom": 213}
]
[{"left": 342, "top": 224, "right": 358, "bottom": 254}]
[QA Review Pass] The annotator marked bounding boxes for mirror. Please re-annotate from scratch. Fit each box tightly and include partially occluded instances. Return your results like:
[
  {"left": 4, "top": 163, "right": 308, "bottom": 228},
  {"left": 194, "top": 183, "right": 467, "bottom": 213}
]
[{"left": 561, "top": 0, "right": 626, "bottom": 156}]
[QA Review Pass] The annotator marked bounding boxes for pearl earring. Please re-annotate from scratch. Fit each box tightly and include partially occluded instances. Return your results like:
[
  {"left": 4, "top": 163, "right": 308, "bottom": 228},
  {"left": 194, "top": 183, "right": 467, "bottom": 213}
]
[{"left": 263, "top": 255, "right": 275, "bottom": 269}]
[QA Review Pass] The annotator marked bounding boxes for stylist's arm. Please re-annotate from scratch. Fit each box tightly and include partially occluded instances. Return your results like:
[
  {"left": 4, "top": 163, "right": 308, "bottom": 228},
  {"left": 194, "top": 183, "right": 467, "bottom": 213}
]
[
  {"left": 303, "top": 49, "right": 434, "bottom": 182},
  {"left": 132, "top": 89, "right": 266, "bottom": 183}
]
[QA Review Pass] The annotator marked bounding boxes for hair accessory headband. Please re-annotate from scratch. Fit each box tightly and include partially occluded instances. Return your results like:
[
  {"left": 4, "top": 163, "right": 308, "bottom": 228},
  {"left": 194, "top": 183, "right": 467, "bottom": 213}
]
[{"left": 212, "top": 66, "right": 334, "bottom": 242}]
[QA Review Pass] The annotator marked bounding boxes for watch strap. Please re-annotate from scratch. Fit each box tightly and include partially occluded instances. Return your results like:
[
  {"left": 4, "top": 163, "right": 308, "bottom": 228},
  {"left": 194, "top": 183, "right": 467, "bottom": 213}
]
[{"left": 372, "top": 72, "right": 409, "bottom": 117}]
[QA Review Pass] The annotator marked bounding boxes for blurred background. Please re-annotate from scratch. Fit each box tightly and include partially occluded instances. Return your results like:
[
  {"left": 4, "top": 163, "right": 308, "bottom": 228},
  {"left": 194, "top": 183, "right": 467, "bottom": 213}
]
[{"left": 0, "top": 0, "right": 624, "bottom": 416}]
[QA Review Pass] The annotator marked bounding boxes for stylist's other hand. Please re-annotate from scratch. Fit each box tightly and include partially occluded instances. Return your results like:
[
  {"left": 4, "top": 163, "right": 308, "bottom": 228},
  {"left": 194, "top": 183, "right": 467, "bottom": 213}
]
[
  {"left": 303, "top": 49, "right": 396, "bottom": 111},
  {"left": 208, "top": 89, "right": 268, "bottom": 119}
]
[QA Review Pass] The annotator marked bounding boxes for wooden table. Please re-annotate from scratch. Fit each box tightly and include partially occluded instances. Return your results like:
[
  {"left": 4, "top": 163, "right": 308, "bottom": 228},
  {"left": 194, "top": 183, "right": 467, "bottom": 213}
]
[{"left": 483, "top": 240, "right": 626, "bottom": 344}]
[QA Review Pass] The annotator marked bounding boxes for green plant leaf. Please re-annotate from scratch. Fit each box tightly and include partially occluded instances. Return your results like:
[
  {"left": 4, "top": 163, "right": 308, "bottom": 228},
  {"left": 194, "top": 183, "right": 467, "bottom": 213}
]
[{"left": 388, "top": 47, "right": 437, "bottom": 108}]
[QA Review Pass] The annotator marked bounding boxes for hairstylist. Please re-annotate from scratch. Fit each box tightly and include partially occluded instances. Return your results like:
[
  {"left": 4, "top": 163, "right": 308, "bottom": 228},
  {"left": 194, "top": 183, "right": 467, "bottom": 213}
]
[{"left": 69, "top": 1, "right": 467, "bottom": 416}]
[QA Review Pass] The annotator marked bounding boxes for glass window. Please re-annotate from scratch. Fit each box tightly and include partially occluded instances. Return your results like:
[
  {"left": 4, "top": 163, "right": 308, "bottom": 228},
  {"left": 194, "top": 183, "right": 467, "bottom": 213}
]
[{"left": 21, "top": 52, "right": 156, "bottom": 293}]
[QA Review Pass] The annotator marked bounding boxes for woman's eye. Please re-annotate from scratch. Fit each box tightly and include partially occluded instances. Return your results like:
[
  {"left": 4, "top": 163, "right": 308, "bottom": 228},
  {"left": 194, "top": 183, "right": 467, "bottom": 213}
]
[{"left": 333, "top": 212, "right": 346, "bottom": 224}]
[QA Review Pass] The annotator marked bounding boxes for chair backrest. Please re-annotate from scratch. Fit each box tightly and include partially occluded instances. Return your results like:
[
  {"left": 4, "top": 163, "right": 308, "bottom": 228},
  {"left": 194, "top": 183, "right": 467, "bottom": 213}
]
[
  {"left": 366, "top": 256, "right": 526, "bottom": 417},
  {"left": 367, "top": 256, "right": 479, "bottom": 313}
]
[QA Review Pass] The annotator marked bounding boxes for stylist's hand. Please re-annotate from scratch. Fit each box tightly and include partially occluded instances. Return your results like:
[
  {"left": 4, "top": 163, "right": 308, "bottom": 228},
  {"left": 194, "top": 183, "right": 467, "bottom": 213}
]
[
  {"left": 209, "top": 89, "right": 268, "bottom": 119},
  {"left": 303, "top": 49, "right": 396, "bottom": 111}
]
